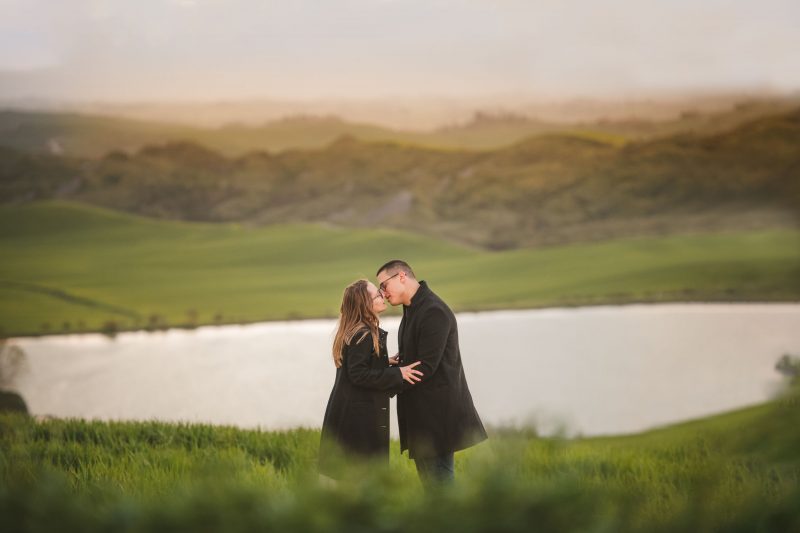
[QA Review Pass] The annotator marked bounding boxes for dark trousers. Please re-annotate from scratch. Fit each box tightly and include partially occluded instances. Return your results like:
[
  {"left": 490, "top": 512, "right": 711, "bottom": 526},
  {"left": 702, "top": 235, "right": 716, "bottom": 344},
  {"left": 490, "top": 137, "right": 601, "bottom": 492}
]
[{"left": 414, "top": 452, "right": 455, "bottom": 485}]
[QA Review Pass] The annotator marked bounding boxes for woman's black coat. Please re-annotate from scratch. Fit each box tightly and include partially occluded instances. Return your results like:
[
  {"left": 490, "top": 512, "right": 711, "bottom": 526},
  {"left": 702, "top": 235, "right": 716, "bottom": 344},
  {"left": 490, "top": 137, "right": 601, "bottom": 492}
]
[{"left": 319, "top": 327, "right": 403, "bottom": 477}]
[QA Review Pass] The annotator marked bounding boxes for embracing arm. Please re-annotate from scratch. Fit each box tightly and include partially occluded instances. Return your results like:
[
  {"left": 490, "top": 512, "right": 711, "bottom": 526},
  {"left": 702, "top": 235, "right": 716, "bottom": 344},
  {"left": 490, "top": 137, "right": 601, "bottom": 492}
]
[{"left": 345, "top": 333, "right": 405, "bottom": 391}]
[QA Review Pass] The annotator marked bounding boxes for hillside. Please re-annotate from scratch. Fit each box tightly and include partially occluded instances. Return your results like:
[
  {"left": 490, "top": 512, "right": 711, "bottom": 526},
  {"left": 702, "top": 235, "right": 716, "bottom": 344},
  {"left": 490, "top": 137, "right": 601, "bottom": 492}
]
[
  {"left": 0, "top": 97, "right": 797, "bottom": 158},
  {"left": 0, "top": 111, "right": 400, "bottom": 157},
  {"left": 0, "top": 202, "right": 798, "bottom": 337},
  {"left": 2, "top": 108, "right": 799, "bottom": 249},
  {"left": 1, "top": 382, "right": 799, "bottom": 531}
]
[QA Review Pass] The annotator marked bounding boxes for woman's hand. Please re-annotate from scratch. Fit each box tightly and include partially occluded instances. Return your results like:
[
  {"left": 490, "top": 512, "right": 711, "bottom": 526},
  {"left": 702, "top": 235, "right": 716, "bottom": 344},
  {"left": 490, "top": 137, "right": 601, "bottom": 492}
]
[
  {"left": 388, "top": 354, "right": 400, "bottom": 365},
  {"left": 400, "top": 361, "right": 423, "bottom": 384}
]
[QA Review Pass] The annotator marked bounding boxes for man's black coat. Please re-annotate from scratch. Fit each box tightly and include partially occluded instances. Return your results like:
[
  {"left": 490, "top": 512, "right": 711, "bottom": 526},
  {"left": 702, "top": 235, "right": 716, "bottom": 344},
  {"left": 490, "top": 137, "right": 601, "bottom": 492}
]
[{"left": 397, "top": 281, "right": 487, "bottom": 459}]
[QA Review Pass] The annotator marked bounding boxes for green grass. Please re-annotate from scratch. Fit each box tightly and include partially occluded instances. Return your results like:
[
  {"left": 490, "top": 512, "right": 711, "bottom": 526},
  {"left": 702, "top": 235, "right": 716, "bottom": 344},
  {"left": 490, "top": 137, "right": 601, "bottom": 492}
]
[
  {"left": 1, "top": 383, "right": 799, "bottom": 532},
  {"left": 1, "top": 201, "right": 798, "bottom": 337}
]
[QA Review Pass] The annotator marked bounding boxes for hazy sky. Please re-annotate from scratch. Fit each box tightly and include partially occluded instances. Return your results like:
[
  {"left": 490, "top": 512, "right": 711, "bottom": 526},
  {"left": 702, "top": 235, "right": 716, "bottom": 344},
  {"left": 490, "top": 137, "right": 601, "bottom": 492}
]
[{"left": 1, "top": 0, "right": 799, "bottom": 102}]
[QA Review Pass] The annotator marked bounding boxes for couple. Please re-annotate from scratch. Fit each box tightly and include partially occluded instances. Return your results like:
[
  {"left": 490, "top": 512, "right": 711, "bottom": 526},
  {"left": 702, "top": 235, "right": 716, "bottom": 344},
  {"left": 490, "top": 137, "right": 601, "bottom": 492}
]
[{"left": 319, "top": 260, "right": 487, "bottom": 484}]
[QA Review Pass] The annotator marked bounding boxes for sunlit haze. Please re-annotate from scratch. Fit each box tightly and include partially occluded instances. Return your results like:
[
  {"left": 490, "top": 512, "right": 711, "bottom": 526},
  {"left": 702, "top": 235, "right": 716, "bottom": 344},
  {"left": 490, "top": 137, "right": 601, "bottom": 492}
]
[{"left": 1, "top": 0, "right": 799, "bottom": 127}]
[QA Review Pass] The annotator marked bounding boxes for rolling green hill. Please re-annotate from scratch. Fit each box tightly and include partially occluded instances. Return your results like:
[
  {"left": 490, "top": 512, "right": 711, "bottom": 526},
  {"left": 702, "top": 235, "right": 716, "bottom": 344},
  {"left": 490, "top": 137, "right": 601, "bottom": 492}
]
[
  {"left": 2, "top": 108, "right": 799, "bottom": 249},
  {"left": 1, "top": 202, "right": 798, "bottom": 337}
]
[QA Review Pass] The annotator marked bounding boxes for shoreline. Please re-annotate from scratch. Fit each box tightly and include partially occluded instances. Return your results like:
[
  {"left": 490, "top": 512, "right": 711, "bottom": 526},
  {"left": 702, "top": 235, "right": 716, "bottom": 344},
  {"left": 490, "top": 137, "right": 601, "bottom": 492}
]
[{"left": 6, "top": 297, "right": 800, "bottom": 341}]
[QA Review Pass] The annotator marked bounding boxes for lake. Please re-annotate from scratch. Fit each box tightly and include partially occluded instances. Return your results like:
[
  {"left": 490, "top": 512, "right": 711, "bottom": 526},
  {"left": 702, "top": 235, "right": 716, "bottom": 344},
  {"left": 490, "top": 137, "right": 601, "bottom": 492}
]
[{"left": 7, "top": 303, "right": 800, "bottom": 437}]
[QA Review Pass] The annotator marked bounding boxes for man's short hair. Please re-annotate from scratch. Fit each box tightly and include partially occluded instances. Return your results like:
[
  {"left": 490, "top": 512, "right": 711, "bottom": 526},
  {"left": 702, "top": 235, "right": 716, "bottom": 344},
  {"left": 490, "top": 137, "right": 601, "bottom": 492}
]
[{"left": 376, "top": 260, "right": 416, "bottom": 279}]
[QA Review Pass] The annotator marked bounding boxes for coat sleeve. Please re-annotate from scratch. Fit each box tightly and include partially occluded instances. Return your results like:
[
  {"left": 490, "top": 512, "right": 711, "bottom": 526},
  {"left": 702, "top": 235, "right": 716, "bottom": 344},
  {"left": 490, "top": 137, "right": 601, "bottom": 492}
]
[
  {"left": 399, "top": 305, "right": 449, "bottom": 390},
  {"left": 345, "top": 332, "right": 404, "bottom": 391}
]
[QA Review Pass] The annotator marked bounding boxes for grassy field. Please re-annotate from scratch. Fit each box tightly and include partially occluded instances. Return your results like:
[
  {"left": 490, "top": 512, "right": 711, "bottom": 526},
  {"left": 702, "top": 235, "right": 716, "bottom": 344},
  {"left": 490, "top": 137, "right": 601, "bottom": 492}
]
[
  {"left": 1, "top": 201, "right": 799, "bottom": 337},
  {"left": 1, "top": 382, "right": 798, "bottom": 532}
]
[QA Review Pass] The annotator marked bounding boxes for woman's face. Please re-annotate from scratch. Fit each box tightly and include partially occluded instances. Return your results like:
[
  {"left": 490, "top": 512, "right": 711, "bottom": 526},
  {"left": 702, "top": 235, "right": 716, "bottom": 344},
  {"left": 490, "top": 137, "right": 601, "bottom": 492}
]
[{"left": 367, "top": 282, "right": 387, "bottom": 314}]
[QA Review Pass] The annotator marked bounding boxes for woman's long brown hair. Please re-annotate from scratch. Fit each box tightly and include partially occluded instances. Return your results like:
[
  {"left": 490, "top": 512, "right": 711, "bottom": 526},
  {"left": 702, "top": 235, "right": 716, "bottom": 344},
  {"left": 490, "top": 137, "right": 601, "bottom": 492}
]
[{"left": 332, "top": 279, "right": 381, "bottom": 368}]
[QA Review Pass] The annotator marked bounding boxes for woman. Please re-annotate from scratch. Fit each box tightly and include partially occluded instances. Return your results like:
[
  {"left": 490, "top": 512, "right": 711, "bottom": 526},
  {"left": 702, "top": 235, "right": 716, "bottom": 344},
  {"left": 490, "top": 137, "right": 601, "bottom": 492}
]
[{"left": 319, "top": 279, "right": 422, "bottom": 479}]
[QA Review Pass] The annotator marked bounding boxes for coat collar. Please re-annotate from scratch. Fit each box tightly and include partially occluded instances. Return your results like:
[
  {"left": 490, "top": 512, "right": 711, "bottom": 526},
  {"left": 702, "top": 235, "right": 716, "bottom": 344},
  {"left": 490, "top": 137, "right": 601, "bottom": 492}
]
[{"left": 404, "top": 280, "right": 430, "bottom": 312}]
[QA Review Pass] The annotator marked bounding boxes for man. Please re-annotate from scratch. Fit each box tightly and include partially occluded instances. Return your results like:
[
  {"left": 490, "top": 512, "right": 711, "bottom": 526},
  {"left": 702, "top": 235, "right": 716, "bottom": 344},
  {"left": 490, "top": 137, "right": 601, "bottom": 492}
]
[{"left": 376, "top": 260, "right": 487, "bottom": 484}]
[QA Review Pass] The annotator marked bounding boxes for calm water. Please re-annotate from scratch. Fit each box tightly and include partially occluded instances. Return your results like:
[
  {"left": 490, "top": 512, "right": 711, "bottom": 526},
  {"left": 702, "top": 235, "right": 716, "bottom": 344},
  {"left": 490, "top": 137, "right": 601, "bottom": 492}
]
[{"left": 8, "top": 304, "right": 800, "bottom": 436}]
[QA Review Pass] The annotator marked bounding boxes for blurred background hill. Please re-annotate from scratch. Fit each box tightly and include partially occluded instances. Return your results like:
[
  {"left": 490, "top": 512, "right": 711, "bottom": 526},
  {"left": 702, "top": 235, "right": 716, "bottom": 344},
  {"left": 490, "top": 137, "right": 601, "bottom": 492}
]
[
  {"left": 1, "top": 95, "right": 798, "bottom": 156},
  {"left": 2, "top": 98, "right": 798, "bottom": 249}
]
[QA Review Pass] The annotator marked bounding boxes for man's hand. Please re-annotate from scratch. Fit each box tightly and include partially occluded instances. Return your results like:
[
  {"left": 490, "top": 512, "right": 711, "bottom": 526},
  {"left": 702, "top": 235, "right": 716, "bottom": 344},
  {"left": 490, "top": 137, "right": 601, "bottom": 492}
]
[{"left": 400, "top": 361, "right": 423, "bottom": 384}]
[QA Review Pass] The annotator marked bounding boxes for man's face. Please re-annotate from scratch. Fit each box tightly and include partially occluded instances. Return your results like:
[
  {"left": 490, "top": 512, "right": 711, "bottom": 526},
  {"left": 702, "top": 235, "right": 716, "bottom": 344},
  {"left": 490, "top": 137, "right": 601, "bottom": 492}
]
[{"left": 377, "top": 270, "right": 403, "bottom": 306}]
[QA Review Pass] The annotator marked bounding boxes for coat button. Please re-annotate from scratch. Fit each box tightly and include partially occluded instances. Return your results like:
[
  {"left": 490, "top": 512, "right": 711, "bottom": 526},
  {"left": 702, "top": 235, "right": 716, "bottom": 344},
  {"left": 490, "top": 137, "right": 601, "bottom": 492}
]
[
  {"left": 380, "top": 425, "right": 387, "bottom": 428},
  {"left": 381, "top": 407, "right": 387, "bottom": 410}
]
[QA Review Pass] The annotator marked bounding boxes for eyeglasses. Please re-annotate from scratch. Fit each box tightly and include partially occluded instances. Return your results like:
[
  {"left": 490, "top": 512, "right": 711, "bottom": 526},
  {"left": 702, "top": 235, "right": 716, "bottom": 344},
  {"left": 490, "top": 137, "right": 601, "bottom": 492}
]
[
  {"left": 372, "top": 292, "right": 384, "bottom": 301},
  {"left": 378, "top": 272, "right": 400, "bottom": 295}
]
